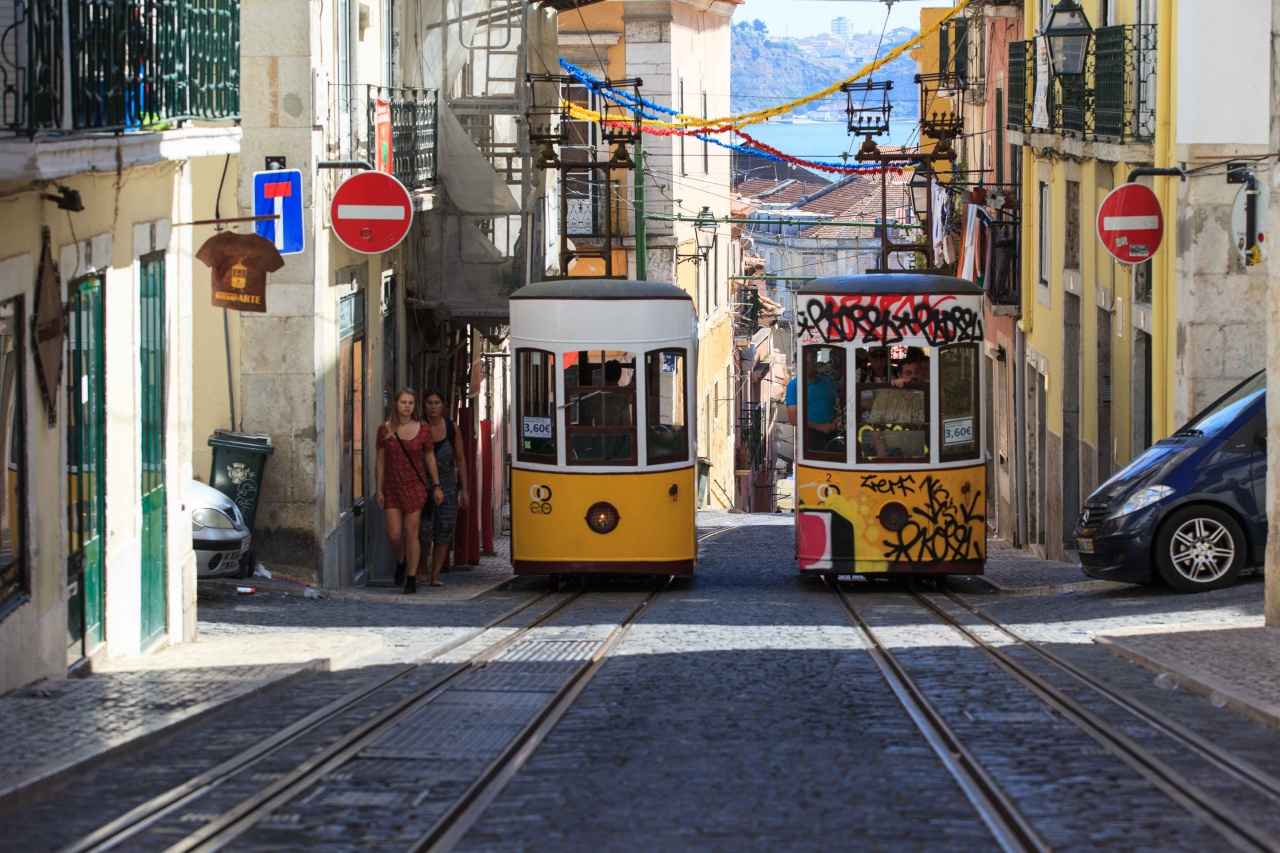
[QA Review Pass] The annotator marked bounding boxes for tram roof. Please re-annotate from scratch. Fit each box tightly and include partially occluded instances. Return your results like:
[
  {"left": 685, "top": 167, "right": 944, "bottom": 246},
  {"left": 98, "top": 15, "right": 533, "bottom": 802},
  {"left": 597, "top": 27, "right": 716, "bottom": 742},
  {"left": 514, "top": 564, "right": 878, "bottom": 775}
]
[
  {"left": 798, "top": 273, "right": 984, "bottom": 297},
  {"left": 512, "top": 279, "right": 692, "bottom": 301}
]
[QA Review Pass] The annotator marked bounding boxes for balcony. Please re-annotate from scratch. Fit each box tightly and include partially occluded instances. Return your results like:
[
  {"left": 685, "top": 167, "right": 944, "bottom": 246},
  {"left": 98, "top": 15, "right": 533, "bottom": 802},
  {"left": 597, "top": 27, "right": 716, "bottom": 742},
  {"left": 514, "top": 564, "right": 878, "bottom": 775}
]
[
  {"left": 1006, "top": 25, "right": 1156, "bottom": 144},
  {"left": 328, "top": 84, "right": 438, "bottom": 193},
  {"left": 2, "top": 0, "right": 240, "bottom": 134},
  {"left": 369, "top": 86, "right": 437, "bottom": 192}
]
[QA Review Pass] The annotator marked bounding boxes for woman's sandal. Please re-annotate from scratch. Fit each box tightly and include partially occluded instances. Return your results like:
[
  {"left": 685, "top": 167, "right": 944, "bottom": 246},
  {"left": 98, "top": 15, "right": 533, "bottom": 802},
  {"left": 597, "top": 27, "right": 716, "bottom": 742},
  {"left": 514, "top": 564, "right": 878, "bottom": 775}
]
[{"left": 430, "top": 580, "right": 444, "bottom": 587}]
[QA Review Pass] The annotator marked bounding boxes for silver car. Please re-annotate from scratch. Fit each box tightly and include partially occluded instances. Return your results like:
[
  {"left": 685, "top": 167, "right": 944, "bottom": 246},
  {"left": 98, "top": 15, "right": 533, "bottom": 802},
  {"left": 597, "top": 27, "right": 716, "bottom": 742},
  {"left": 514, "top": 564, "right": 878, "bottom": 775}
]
[{"left": 191, "top": 479, "right": 251, "bottom": 578}]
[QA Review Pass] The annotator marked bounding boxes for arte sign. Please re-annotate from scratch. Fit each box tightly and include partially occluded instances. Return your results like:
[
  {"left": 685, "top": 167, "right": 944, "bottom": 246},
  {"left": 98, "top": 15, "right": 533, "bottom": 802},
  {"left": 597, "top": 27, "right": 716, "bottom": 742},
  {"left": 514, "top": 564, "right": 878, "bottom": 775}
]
[
  {"left": 1096, "top": 183, "right": 1164, "bottom": 264},
  {"left": 32, "top": 228, "right": 64, "bottom": 426},
  {"left": 796, "top": 292, "right": 984, "bottom": 347},
  {"left": 330, "top": 171, "right": 413, "bottom": 254},
  {"left": 196, "top": 232, "right": 285, "bottom": 313}
]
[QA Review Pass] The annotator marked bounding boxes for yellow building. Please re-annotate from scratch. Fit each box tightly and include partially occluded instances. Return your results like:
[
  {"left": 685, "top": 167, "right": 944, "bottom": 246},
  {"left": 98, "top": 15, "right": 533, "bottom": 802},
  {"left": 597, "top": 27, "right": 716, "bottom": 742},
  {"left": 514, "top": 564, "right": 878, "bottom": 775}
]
[{"left": 1009, "top": 0, "right": 1268, "bottom": 562}]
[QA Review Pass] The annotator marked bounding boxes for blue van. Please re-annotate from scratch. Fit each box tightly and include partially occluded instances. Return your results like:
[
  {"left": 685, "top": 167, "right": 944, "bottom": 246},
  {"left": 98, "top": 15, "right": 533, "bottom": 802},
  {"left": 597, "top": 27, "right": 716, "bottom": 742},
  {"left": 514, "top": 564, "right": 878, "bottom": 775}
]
[{"left": 1074, "top": 370, "right": 1266, "bottom": 593}]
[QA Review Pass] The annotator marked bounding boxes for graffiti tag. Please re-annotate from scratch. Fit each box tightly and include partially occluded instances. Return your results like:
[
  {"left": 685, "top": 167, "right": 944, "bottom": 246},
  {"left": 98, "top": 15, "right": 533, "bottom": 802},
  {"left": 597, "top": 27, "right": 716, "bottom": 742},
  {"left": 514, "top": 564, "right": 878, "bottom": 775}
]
[
  {"left": 883, "top": 475, "right": 985, "bottom": 563},
  {"left": 797, "top": 294, "right": 983, "bottom": 346},
  {"left": 860, "top": 473, "right": 917, "bottom": 496}
]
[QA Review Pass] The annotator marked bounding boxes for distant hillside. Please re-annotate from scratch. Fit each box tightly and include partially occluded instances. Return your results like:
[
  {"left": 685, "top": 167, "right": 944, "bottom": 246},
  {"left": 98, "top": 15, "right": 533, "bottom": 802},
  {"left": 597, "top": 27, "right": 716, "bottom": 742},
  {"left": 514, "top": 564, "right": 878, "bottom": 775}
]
[{"left": 730, "top": 22, "right": 919, "bottom": 123}]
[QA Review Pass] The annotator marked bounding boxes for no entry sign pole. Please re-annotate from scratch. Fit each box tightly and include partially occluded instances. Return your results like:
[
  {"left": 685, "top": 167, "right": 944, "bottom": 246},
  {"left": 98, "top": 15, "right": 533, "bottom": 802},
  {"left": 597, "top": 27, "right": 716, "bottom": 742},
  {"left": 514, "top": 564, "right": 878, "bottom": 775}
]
[
  {"left": 330, "top": 171, "right": 414, "bottom": 254},
  {"left": 1096, "top": 183, "right": 1164, "bottom": 264}
]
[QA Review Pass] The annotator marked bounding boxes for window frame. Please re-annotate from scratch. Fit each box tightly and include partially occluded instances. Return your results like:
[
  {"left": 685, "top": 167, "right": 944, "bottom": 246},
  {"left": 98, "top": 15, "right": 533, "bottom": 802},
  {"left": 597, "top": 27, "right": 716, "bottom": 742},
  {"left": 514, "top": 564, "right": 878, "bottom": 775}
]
[
  {"left": 938, "top": 343, "right": 983, "bottom": 463},
  {"left": 854, "top": 348, "right": 930, "bottom": 465},
  {"left": 644, "top": 348, "right": 690, "bottom": 464},
  {"left": 564, "top": 349, "right": 639, "bottom": 467},
  {"left": 515, "top": 348, "right": 558, "bottom": 464},
  {"left": 800, "top": 344, "right": 848, "bottom": 464}
]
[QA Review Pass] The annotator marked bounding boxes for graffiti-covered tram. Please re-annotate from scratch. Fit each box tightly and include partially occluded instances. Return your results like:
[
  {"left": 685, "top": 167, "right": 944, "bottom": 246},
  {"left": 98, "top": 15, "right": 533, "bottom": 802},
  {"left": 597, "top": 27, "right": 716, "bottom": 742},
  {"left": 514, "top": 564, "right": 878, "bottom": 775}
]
[
  {"left": 509, "top": 279, "right": 698, "bottom": 575},
  {"left": 792, "top": 273, "right": 987, "bottom": 576}
]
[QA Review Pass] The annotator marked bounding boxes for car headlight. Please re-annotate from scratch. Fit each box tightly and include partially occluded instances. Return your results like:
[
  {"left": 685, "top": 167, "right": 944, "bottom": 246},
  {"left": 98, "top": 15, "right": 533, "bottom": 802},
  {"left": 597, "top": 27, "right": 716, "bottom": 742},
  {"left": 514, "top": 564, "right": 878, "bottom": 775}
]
[
  {"left": 1111, "top": 485, "right": 1174, "bottom": 519},
  {"left": 193, "top": 508, "right": 236, "bottom": 530}
]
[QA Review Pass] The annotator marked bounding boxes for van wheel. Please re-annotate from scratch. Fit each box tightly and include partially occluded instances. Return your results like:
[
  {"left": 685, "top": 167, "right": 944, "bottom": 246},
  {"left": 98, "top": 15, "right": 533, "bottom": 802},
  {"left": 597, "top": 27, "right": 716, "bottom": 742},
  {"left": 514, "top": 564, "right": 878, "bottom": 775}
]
[{"left": 1155, "top": 506, "right": 1245, "bottom": 593}]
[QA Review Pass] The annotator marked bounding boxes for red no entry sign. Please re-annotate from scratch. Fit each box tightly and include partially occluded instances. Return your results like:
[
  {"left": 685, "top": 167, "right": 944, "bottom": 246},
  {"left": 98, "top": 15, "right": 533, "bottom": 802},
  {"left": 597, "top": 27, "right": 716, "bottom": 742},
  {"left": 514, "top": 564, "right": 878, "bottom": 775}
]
[
  {"left": 1096, "top": 183, "right": 1163, "bottom": 264},
  {"left": 330, "top": 171, "right": 413, "bottom": 254}
]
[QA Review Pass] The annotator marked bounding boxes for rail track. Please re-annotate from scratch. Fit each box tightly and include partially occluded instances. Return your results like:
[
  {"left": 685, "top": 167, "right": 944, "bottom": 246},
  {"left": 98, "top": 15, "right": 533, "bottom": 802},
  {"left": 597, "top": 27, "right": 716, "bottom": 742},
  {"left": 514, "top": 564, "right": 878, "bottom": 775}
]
[{"left": 827, "top": 577, "right": 1280, "bottom": 853}]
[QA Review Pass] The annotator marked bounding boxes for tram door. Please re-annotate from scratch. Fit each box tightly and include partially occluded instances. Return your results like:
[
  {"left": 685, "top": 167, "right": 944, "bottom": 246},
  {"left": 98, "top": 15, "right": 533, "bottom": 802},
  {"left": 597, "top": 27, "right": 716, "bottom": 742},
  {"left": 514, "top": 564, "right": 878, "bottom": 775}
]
[
  {"left": 139, "top": 252, "right": 167, "bottom": 649},
  {"left": 67, "top": 275, "right": 105, "bottom": 664}
]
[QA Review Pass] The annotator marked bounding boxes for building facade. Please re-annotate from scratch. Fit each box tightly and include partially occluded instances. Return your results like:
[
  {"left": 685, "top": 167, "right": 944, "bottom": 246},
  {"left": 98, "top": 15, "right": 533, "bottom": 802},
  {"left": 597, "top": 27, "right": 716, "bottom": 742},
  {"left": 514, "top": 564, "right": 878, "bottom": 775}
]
[{"left": 0, "top": 0, "right": 240, "bottom": 692}]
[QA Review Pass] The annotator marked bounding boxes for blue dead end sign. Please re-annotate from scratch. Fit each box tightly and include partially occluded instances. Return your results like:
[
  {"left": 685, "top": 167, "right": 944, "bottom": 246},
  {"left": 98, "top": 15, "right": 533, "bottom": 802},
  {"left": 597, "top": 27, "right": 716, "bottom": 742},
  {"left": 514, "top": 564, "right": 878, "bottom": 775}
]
[{"left": 253, "top": 170, "right": 304, "bottom": 255}]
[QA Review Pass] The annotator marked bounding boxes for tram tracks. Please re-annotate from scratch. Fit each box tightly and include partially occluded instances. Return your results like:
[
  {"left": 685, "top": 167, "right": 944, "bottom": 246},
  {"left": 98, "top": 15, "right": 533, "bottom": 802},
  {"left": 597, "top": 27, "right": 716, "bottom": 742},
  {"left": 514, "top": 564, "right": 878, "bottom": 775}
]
[
  {"left": 828, "top": 578, "right": 1280, "bottom": 853},
  {"left": 59, "top": 580, "right": 669, "bottom": 853}
]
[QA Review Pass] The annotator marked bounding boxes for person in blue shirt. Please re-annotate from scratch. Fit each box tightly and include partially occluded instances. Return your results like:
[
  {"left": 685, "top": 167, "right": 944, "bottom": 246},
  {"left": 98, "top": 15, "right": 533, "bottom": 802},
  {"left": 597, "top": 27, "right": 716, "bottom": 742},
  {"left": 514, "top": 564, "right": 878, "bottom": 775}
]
[{"left": 786, "top": 349, "right": 841, "bottom": 451}]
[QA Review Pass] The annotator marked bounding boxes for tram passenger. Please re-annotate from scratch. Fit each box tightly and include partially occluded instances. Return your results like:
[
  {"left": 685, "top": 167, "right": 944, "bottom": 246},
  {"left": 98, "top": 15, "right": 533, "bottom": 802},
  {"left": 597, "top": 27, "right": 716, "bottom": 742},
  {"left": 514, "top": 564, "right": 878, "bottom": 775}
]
[
  {"left": 856, "top": 347, "right": 891, "bottom": 383},
  {"left": 786, "top": 348, "right": 842, "bottom": 452},
  {"left": 863, "top": 352, "right": 928, "bottom": 459}
]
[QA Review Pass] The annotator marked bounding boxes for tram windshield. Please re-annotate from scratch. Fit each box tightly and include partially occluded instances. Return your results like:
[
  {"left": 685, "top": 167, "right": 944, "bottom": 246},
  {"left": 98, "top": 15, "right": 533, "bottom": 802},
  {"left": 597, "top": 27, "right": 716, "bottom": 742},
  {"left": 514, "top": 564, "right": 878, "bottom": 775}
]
[
  {"left": 799, "top": 345, "right": 847, "bottom": 461},
  {"left": 564, "top": 350, "right": 637, "bottom": 464},
  {"left": 645, "top": 349, "right": 689, "bottom": 463},
  {"left": 857, "top": 346, "right": 929, "bottom": 462}
]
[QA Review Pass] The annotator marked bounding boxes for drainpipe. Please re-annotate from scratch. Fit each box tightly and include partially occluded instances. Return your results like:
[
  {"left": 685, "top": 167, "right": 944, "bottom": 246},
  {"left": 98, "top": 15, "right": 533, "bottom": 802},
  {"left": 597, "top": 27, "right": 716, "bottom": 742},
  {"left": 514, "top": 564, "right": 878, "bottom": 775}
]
[
  {"left": 1150, "top": 0, "right": 1176, "bottom": 440},
  {"left": 1015, "top": 325, "right": 1028, "bottom": 547},
  {"left": 635, "top": 137, "right": 647, "bottom": 280}
]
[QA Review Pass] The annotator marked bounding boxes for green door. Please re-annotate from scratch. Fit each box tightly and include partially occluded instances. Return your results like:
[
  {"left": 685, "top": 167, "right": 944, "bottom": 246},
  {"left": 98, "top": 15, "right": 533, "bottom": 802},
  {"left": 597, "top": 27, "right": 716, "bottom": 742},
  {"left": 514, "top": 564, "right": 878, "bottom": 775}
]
[
  {"left": 139, "top": 253, "right": 167, "bottom": 648},
  {"left": 67, "top": 276, "right": 105, "bottom": 663}
]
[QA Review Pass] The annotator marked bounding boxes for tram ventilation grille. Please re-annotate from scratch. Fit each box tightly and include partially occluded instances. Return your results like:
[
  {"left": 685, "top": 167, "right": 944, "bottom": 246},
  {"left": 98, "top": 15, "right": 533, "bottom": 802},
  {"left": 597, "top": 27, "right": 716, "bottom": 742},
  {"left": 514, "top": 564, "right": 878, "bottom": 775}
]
[{"left": 463, "top": 660, "right": 581, "bottom": 692}]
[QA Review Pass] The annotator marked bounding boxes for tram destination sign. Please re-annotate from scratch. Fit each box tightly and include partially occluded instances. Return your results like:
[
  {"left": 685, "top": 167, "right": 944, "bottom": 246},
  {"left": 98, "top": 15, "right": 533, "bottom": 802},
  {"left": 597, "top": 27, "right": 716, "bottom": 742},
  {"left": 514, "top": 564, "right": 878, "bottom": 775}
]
[{"left": 796, "top": 292, "right": 984, "bottom": 347}]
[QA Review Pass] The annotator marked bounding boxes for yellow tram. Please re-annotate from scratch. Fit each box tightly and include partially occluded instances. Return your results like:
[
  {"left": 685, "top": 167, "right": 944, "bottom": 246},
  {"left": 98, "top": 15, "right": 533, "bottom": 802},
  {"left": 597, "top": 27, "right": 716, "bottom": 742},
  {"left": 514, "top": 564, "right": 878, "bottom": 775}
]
[
  {"left": 509, "top": 279, "right": 698, "bottom": 575},
  {"left": 792, "top": 273, "right": 987, "bottom": 576}
]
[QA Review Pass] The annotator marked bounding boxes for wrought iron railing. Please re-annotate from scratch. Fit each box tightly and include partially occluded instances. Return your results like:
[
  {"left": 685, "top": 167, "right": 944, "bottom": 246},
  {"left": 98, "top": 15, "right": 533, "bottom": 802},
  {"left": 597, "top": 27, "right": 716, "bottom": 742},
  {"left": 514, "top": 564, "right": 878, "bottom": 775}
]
[
  {"left": 367, "top": 86, "right": 437, "bottom": 191},
  {"left": 1006, "top": 26, "right": 1155, "bottom": 143},
  {"left": 564, "top": 176, "right": 623, "bottom": 239},
  {"left": 2, "top": 0, "right": 239, "bottom": 134}
]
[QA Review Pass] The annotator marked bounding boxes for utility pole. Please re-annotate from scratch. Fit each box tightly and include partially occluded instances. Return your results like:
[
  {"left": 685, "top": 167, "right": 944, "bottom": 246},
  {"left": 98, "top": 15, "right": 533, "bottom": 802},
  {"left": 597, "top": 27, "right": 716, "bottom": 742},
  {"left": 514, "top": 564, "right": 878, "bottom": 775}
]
[{"left": 635, "top": 136, "right": 647, "bottom": 280}]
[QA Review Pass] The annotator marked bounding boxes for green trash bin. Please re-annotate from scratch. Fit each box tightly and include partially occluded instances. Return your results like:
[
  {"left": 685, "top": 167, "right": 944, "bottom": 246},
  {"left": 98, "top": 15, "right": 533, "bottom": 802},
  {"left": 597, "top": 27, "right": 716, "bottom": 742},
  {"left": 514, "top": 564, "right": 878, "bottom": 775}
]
[{"left": 208, "top": 430, "right": 274, "bottom": 571}]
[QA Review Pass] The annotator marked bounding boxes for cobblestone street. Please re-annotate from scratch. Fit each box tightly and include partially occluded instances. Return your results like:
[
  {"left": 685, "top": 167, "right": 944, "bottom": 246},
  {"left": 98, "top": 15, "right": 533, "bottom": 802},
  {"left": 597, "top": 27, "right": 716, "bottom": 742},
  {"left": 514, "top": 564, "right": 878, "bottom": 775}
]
[{"left": 0, "top": 514, "right": 1278, "bottom": 850}]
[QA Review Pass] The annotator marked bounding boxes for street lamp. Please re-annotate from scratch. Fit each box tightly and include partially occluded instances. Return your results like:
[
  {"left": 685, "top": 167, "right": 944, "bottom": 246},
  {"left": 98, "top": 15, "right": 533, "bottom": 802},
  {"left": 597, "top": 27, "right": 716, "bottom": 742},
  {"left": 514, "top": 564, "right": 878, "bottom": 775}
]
[
  {"left": 909, "top": 165, "right": 932, "bottom": 225},
  {"left": 679, "top": 205, "right": 718, "bottom": 264},
  {"left": 1041, "top": 0, "right": 1093, "bottom": 77}
]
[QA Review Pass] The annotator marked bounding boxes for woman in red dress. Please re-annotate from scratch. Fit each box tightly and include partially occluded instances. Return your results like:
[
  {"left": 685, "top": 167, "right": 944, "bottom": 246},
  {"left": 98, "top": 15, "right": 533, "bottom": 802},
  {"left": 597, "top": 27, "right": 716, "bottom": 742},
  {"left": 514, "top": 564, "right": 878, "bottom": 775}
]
[{"left": 375, "top": 388, "right": 444, "bottom": 593}]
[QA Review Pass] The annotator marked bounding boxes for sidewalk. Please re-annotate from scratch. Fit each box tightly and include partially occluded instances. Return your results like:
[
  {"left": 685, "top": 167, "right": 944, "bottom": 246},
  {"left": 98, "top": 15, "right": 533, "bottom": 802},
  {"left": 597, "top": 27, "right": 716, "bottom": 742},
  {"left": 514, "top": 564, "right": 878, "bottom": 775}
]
[
  {"left": 0, "top": 537, "right": 519, "bottom": 804},
  {"left": 0, "top": 631, "right": 380, "bottom": 801}
]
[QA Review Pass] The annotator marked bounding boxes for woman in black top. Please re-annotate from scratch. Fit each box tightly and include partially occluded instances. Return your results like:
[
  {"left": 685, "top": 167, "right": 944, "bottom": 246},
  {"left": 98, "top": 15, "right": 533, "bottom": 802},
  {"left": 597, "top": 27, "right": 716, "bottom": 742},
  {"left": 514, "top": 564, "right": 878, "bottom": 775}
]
[{"left": 418, "top": 389, "right": 470, "bottom": 587}]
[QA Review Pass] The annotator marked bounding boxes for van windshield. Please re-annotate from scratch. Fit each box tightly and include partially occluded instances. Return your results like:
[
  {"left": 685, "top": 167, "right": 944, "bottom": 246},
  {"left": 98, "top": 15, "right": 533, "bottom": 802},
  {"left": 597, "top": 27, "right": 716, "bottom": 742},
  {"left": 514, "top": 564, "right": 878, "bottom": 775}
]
[{"left": 1178, "top": 370, "right": 1265, "bottom": 436}]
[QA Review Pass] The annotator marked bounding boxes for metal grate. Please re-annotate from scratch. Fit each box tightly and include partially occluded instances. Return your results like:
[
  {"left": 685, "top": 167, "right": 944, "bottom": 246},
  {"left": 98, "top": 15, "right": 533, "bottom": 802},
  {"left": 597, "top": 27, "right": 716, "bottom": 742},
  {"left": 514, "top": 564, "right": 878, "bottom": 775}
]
[{"left": 360, "top": 690, "right": 547, "bottom": 761}]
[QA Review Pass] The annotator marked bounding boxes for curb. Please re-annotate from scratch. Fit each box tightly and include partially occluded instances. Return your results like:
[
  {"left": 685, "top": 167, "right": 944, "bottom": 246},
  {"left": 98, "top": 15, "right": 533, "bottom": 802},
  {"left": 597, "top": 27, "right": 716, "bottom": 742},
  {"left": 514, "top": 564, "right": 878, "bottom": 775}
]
[
  {"left": 0, "top": 658, "right": 328, "bottom": 808},
  {"left": 981, "top": 577, "right": 1130, "bottom": 597},
  {"left": 1095, "top": 634, "right": 1280, "bottom": 735}
]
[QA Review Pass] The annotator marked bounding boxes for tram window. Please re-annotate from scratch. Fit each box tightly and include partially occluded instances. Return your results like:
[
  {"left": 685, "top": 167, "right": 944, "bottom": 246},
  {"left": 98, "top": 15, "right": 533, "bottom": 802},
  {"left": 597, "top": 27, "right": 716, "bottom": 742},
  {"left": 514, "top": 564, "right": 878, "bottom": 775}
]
[
  {"left": 857, "top": 346, "right": 929, "bottom": 462},
  {"left": 800, "top": 345, "right": 847, "bottom": 462},
  {"left": 645, "top": 349, "right": 689, "bottom": 463},
  {"left": 564, "top": 350, "right": 637, "bottom": 465},
  {"left": 516, "top": 349, "right": 557, "bottom": 462},
  {"left": 939, "top": 344, "right": 981, "bottom": 461}
]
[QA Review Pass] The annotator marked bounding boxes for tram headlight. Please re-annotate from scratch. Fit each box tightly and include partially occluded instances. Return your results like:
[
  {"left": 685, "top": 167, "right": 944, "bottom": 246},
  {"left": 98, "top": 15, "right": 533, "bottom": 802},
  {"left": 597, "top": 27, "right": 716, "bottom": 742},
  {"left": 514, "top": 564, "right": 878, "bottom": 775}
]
[
  {"left": 878, "top": 502, "right": 910, "bottom": 532},
  {"left": 585, "top": 501, "right": 621, "bottom": 534}
]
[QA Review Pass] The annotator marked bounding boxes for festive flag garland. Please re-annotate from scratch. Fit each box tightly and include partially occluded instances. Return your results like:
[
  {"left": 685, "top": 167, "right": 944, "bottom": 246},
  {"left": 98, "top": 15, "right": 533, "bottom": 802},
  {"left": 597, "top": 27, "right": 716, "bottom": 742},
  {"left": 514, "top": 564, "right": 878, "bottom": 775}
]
[
  {"left": 557, "top": 0, "right": 970, "bottom": 132},
  {"left": 564, "top": 62, "right": 916, "bottom": 176}
]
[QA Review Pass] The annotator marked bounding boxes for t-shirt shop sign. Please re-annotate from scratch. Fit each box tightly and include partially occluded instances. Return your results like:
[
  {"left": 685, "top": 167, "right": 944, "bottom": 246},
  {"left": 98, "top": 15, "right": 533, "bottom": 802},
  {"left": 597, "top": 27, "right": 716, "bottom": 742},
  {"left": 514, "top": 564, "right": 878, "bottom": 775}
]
[{"left": 196, "top": 232, "right": 286, "bottom": 313}]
